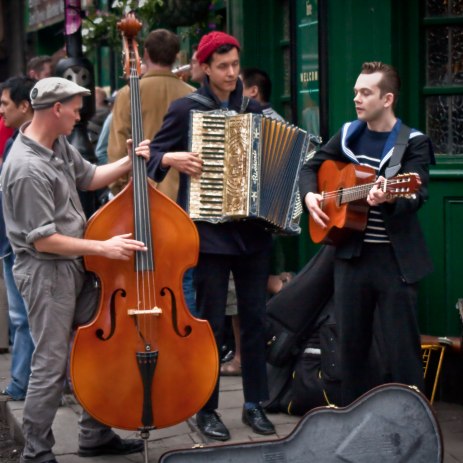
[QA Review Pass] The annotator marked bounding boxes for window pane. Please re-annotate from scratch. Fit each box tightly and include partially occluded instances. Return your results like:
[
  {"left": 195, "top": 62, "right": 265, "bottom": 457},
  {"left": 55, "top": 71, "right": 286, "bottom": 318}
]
[
  {"left": 426, "top": 27, "right": 449, "bottom": 85},
  {"left": 453, "top": 27, "right": 463, "bottom": 83},
  {"left": 426, "top": 0, "right": 449, "bottom": 16},
  {"left": 425, "top": 0, "right": 463, "bottom": 15},
  {"left": 426, "top": 26, "right": 463, "bottom": 85},
  {"left": 427, "top": 95, "right": 463, "bottom": 155},
  {"left": 452, "top": 0, "right": 463, "bottom": 15}
]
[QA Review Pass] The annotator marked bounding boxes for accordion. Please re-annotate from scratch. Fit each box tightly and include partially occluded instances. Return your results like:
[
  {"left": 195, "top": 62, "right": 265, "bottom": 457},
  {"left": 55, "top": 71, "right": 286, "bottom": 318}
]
[{"left": 187, "top": 110, "right": 317, "bottom": 234}]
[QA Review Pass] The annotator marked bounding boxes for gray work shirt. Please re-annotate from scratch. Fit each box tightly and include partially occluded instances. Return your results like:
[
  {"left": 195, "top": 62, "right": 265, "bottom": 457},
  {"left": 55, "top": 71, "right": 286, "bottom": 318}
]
[{"left": 1, "top": 121, "right": 96, "bottom": 261}]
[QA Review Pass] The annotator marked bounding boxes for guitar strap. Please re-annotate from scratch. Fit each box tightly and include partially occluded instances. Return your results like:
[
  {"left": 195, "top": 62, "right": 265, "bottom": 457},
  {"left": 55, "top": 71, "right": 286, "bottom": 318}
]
[{"left": 384, "top": 123, "right": 411, "bottom": 178}]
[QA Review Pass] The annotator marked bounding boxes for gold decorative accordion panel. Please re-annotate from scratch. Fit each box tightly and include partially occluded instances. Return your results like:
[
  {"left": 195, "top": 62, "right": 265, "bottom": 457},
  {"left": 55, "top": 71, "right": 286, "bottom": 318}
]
[{"left": 188, "top": 110, "right": 317, "bottom": 234}]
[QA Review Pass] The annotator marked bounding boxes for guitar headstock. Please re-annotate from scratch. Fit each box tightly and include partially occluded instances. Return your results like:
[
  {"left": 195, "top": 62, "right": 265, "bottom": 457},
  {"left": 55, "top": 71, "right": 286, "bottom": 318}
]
[{"left": 385, "top": 173, "right": 421, "bottom": 198}]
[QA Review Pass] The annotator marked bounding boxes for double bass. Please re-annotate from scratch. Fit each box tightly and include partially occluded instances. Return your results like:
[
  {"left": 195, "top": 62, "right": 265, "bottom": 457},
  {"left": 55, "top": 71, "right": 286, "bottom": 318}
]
[{"left": 70, "top": 13, "right": 218, "bottom": 437}]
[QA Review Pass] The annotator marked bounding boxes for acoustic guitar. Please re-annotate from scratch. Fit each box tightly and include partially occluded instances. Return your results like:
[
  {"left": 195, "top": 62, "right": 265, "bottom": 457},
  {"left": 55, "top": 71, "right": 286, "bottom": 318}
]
[{"left": 309, "top": 160, "right": 421, "bottom": 245}]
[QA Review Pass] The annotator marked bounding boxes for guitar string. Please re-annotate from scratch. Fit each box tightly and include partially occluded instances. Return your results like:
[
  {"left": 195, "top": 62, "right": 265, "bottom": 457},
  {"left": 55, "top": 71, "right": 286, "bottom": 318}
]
[{"left": 320, "top": 176, "right": 418, "bottom": 200}]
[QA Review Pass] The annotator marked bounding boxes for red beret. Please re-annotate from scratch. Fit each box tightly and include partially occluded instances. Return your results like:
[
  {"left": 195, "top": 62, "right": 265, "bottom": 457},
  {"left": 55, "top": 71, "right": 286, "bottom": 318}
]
[{"left": 196, "top": 31, "right": 241, "bottom": 64}]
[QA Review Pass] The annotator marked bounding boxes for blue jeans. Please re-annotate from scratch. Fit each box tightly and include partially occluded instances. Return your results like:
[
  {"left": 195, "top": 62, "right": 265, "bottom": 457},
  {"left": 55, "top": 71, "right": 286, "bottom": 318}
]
[
  {"left": 3, "top": 252, "right": 34, "bottom": 400},
  {"left": 183, "top": 267, "right": 197, "bottom": 317}
]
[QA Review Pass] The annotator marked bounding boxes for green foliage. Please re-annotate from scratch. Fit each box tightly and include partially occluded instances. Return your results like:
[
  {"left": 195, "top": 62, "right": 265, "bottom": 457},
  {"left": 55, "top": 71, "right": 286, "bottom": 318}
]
[{"left": 82, "top": 0, "right": 223, "bottom": 53}]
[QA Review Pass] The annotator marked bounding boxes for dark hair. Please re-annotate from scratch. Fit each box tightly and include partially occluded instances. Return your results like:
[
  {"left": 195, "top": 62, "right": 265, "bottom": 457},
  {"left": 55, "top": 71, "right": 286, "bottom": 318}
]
[
  {"left": 1, "top": 76, "right": 37, "bottom": 106},
  {"left": 26, "top": 55, "right": 52, "bottom": 74},
  {"left": 241, "top": 67, "right": 272, "bottom": 103},
  {"left": 204, "top": 43, "right": 238, "bottom": 65},
  {"left": 144, "top": 29, "right": 180, "bottom": 66},
  {"left": 361, "top": 61, "right": 401, "bottom": 108}
]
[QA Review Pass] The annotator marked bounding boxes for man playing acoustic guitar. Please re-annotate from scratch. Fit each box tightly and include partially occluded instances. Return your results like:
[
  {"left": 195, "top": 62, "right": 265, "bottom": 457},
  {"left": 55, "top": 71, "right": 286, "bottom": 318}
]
[{"left": 300, "top": 61, "right": 435, "bottom": 406}]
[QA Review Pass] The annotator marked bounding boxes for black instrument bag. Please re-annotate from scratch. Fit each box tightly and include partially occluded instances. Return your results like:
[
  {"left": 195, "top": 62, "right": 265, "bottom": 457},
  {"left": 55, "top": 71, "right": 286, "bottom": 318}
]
[{"left": 265, "top": 245, "right": 335, "bottom": 367}]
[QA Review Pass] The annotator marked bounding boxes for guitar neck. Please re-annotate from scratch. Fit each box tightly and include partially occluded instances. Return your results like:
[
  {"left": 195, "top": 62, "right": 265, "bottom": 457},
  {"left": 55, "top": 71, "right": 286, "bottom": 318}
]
[{"left": 339, "top": 182, "right": 376, "bottom": 204}]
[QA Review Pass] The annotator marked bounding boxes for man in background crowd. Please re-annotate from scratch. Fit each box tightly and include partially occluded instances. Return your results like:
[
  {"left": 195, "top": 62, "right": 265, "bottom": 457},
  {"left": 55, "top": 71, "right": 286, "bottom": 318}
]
[
  {"left": 26, "top": 55, "right": 53, "bottom": 81},
  {"left": 190, "top": 45, "right": 205, "bottom": 85},
  {"left": 108, "top": 28, "right": 194, "bottom": 201},
  {"left": 0, "top": 76, "right": 36, "bottom": 402},
  {"left": 241, "top": 67, "right": 284, "bottom": 121}
]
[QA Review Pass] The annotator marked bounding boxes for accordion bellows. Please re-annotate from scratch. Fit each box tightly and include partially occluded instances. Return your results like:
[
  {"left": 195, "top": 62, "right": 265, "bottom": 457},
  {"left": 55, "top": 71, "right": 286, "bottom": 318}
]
[{"left": 188, "top": 110, "right": 315, "bottom": 234}]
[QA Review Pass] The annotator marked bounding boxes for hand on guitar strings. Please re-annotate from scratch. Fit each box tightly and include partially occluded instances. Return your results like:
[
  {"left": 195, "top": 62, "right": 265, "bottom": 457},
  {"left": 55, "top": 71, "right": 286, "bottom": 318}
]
[
  {"left": 367, "top": 176, "right": 396, "bottom": 206},
  {"left": 305, "top": 192, "right": 329, "bottom": 228}
]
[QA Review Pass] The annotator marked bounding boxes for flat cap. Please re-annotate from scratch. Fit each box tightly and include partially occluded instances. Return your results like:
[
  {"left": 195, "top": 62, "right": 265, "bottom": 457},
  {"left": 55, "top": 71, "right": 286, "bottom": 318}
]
[{"left": 30, "top": 77, "right": 91, "bottom": 109}]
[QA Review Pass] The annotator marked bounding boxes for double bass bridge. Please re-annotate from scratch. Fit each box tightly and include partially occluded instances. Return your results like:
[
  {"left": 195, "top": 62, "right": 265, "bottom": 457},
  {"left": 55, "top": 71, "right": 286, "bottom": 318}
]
[{"left": 128, "top": 307, "right": 163, "bottom": 316}]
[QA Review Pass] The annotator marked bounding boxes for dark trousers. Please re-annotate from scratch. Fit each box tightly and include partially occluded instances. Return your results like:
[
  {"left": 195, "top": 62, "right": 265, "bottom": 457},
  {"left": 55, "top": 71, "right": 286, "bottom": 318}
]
[
  {"left": 195, "top": 249, "right": 271, "bottom": 411},
  {"left": 334, "top": 244, "right": 424, "bottom": 406}
]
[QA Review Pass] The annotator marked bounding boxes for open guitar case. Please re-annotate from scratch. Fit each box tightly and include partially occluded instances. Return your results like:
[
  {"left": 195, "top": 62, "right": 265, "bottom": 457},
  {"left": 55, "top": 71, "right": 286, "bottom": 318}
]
[{"left": 160, "top": 383, "right": 443, "bottom": 462}]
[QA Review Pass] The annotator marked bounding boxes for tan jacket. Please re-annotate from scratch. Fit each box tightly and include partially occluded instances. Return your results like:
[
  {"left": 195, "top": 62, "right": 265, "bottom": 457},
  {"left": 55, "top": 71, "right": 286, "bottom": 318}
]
[{"left": 108, "top": 70, "right": 194, "bottom": 199}]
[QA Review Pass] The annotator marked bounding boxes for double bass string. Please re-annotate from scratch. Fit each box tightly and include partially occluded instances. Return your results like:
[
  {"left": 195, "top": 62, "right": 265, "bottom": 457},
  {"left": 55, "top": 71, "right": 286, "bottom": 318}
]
[
  {"left": 129, "top": 52, "right": 146, "bottom": 341},
  {"left": 128, "top": 46, "right": 158, "bottom": 350}
]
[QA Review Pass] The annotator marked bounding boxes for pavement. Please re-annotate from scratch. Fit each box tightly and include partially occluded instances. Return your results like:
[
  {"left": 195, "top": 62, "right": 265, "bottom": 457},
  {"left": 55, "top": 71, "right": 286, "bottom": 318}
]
[{"left": 1, "top": 351, "right": 463, "bottom": 463}]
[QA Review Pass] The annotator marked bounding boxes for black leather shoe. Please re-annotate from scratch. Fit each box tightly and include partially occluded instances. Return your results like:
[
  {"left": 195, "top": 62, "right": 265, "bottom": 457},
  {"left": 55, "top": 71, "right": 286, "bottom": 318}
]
[
  {"left": 42, "top": 460, "right": 58, "bottom": 463},
  {"left": 242, "top": 405, "right": 276, "bottom": 435},
  {"left": 196, "top": 410, "right": 231, "bottom": 441},
  {"left": 78, "top": 435, "right": 144, "bottom": 457}
]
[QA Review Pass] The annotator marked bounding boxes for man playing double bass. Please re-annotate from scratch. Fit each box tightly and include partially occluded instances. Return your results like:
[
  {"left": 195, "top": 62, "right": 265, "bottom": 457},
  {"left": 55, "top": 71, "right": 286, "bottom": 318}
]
[
  {"left": 1, "top": 77, "right": 150, "bottom": 463},
  {"left": 148, "top": 31, "right": 275, "bottom": 441}
]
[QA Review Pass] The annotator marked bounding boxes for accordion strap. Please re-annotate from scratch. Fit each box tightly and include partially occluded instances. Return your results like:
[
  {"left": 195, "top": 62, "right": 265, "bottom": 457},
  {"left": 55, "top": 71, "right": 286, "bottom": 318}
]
[
  {"left": 186, "top": 92, "right": 250, "bottom": 113},
  {"left": 240, "top": 96, "right": 250, "bottom": 113},
  {"left": 186, "top": 92, "right": 217, "bottom": 109}
]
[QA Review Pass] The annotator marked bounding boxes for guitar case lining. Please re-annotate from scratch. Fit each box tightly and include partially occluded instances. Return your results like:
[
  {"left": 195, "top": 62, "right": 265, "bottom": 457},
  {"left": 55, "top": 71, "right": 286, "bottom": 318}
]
[{"left": 160, "top": 383, "right": 443, "bottom": 463}]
